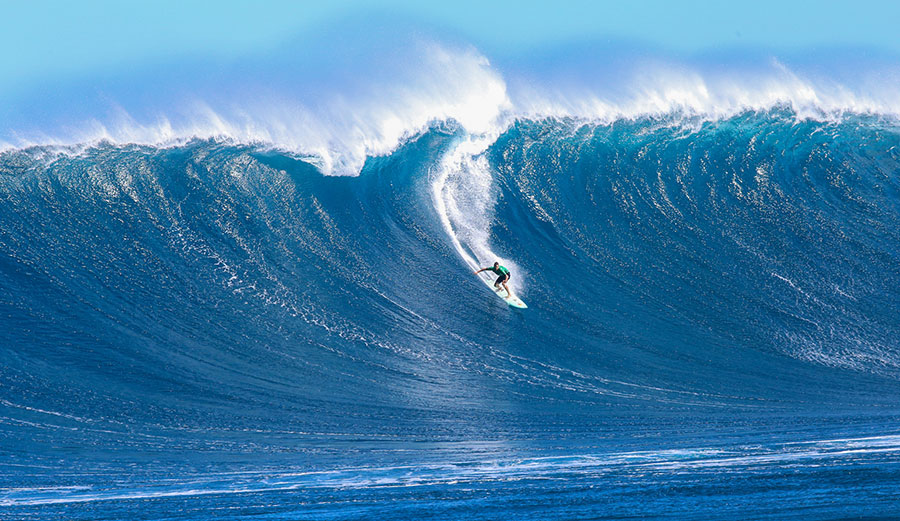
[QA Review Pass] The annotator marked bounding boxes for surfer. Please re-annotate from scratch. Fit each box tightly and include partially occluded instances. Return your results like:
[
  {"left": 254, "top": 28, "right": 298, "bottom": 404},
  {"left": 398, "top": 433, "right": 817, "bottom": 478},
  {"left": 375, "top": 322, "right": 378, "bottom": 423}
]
[{"left": 474, "top": 262, "right": 511, "bottom": 297}]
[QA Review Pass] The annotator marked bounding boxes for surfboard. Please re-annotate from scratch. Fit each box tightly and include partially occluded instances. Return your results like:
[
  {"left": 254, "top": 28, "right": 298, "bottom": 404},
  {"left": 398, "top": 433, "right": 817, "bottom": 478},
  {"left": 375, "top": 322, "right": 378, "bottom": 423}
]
[{"left": 477, "top": 272, "right": 527, "bottom": 309}]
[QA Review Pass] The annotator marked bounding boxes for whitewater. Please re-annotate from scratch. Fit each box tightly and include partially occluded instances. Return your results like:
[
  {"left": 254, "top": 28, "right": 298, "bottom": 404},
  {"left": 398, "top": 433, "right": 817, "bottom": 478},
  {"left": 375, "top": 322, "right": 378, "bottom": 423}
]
[{"left": 2, "top": 32, "right": 900, "bottom": 519}]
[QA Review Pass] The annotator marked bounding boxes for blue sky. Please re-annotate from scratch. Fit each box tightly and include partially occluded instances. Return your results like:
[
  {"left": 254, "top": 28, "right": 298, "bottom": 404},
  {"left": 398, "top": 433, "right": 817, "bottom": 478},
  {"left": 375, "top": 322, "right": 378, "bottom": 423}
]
[{"left": 4, "top": 0, "right": 899, "bottom": 95}]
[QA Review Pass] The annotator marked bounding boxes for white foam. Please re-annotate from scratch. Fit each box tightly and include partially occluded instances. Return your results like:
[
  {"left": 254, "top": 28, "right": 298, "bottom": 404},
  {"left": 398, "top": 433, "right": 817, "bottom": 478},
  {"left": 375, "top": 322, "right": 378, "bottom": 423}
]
[
  {"left": 431, "top": 132, "right": 523, "bottom": 295},
  {"left": 6, "top": 434, "right": 900, "bottom": 506},
  {"left": 3, "top": 42, "right": 511, "bottom": 177},
  {"left": 7, "top": 40, "right": 900, "bottom": 172},
  {"left": 508, "top": 56, "right": 900, "bottom": 123}
]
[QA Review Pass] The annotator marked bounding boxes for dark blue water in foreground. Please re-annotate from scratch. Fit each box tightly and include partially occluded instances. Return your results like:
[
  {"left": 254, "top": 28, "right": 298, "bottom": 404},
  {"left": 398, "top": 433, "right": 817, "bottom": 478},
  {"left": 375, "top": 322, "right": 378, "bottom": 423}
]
[{"left": 2, "top": 112, "right": 900, "bottom": 519}]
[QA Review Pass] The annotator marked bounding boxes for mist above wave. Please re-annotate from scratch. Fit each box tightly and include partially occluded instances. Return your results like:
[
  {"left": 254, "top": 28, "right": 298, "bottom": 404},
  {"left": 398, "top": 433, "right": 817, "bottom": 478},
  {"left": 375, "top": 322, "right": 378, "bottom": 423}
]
[{"left": 3, "top": 18, "right": 900, "bottom": 175}]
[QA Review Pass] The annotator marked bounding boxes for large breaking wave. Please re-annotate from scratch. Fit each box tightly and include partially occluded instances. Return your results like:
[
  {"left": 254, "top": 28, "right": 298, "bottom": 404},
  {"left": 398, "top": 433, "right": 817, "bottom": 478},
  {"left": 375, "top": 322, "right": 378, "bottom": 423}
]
[{"left": 3, "top": 27, "right": 900, "bottom": 518}]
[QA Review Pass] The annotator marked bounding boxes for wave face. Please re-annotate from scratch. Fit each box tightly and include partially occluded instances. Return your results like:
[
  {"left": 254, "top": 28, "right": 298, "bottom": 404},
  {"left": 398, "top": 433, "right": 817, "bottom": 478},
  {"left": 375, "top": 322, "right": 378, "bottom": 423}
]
[{"left": 2, "top": 112, "right": 900, "bottom": 519}]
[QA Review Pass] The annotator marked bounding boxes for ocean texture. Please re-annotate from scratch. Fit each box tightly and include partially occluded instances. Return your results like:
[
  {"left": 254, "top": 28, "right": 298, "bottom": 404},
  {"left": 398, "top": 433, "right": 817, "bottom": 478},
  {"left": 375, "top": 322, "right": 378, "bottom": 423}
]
[{"left": 2, "top": 105, "right": 900, "bottom": 518}]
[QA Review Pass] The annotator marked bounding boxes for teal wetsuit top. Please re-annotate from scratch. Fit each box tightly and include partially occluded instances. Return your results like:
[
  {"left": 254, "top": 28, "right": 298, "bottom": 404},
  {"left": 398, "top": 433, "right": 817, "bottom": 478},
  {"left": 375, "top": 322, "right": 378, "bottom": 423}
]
[{"left": 490, "top": 265, "right": 510, "bottom": 277}]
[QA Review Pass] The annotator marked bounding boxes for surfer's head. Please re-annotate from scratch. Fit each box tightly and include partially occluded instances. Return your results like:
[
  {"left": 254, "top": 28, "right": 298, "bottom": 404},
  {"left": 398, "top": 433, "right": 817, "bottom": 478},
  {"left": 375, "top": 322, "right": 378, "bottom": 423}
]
[{"left": 493, "top": 262, "right": 499, "bottom": 268}]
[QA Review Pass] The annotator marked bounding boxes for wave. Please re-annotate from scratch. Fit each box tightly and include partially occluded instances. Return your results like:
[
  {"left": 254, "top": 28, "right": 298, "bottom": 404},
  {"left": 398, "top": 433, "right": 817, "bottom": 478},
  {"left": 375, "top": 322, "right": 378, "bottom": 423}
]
[
  {"left": 2, "top": 113, "right": 899, "bottom": 407},
  {"left": 4, "top": 25, "right": 900, "bottom": 518}
]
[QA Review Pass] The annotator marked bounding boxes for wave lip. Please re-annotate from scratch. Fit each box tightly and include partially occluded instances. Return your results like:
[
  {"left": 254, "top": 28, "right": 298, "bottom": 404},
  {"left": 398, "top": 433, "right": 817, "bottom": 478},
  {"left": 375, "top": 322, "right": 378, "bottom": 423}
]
[
  {"left": 5, "top": 34, "right": 900, "bottom": 176},
  {"left": 510, "top": 57, "right": 900, "bottom": 124},
  {"left": 2, "top": 40, "right": 512, "bottom": 177}
]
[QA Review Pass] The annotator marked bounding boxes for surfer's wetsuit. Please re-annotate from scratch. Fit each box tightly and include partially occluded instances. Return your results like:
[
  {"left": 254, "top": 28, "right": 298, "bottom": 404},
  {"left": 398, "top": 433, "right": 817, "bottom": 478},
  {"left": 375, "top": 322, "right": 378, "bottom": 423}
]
[
  {"left": 490, "top": 265, "right": 510, "bottom": 284},
  {"left": 475, "top": 263, "right": 513, "bottom": 298}
]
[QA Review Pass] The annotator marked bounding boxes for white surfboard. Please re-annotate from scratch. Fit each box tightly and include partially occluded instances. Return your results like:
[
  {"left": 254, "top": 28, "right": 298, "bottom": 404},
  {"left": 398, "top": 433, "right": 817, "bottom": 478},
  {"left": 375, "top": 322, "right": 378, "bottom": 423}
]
[{"left": 476, "top": 272, "right": 527, "bottom": 309}]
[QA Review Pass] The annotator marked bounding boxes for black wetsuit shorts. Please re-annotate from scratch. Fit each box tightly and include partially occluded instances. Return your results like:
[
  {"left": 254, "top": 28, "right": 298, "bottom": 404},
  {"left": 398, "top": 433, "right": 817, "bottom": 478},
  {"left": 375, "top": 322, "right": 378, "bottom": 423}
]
[{"left": 495, "top": 271, "right": 510, "bottom": 284}]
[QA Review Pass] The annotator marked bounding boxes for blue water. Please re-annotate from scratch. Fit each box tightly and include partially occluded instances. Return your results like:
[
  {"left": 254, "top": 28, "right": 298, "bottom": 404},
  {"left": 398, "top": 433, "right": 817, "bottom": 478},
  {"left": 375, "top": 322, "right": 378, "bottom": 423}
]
[{"left": 2, "top": 111, "right": 900, "bottom": 519}]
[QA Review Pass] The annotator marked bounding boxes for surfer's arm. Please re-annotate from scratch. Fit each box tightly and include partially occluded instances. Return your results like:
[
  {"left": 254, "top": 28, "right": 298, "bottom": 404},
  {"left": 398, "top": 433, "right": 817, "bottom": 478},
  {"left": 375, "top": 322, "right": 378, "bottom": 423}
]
[{"left": 473, "top": 267, "right": 488, "bottom": 274}]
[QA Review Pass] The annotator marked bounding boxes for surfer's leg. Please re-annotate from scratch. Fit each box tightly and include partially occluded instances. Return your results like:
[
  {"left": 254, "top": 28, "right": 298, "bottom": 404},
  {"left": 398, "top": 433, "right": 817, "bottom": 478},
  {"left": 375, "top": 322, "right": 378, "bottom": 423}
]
[{"left": 502, "top": 275, "right": 511, "bottom": 296}]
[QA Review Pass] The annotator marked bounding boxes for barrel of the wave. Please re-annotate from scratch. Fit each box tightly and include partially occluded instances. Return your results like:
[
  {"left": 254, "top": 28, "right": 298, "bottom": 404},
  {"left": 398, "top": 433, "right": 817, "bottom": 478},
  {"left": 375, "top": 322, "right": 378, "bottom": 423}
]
[{"left": 474, "top": 263, "right": 527, "bottom": 308}]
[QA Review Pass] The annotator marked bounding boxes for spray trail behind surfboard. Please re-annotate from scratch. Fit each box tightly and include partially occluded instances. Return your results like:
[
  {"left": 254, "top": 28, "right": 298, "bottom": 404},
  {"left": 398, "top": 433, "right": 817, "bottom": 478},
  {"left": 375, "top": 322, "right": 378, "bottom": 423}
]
[{"left": 432, "top": 133, "right": 525, "bottom": 297}]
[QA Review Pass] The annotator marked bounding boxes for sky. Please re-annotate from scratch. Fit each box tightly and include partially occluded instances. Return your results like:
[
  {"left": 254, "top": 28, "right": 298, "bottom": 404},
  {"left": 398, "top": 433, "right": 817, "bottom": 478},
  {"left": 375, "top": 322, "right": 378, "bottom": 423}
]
[{"left": 3, "top": 0, "right": 900, "bottom": 97}]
